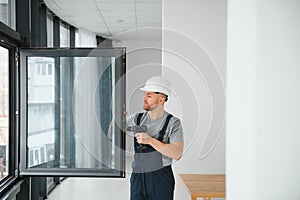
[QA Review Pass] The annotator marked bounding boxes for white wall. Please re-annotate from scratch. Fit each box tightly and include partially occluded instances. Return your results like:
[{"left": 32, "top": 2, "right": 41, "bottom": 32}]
[
  {"left": 226, "top": 0, "right": 257, "bottom": 199},
  {"left": 114, "top": 38, "right": 162, "bottom": 115},
  {"left": 114, "top": 38, "right": 162, "bottom": 174},
  {"left": 227, "top": 0, "right": 300, "bottom": 199},
  {"left": 163, "top": 0, "right": 226, "bottom": 199}
]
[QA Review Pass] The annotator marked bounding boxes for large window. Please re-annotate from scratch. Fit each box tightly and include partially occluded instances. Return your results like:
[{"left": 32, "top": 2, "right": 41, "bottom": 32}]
[
  {"left": 0, "top": 46, "right": 9, "bottom": 180},
  {"left": 20, "top": 48, "right": 126, "bottom": 177}
]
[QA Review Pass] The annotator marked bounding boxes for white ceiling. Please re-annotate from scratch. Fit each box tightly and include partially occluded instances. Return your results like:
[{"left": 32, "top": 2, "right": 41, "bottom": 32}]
[{"left": 44, "top": 0, "right": 162, "bottom": 40}]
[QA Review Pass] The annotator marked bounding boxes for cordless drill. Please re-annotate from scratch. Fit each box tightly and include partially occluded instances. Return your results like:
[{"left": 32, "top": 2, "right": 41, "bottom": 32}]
[
  {"left": 127, "top": 125, "right": 147, "bottom": 149},
  {"left": 126, "top": 125, "right": 147, "bottom": 133}
]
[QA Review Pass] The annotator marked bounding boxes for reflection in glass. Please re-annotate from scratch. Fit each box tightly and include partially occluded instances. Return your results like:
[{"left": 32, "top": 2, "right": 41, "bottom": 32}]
[
  {"left": 27, "top": 56, "right": 117, "bottom": 171},
  {"left": 0, "top": 46, "right": 9, "bottom": 180}
]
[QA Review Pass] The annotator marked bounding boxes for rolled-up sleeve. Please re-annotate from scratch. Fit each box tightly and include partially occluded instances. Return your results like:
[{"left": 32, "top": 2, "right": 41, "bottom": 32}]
[{"left": 169, "top": 118, "right": 184, "bottom": 143}]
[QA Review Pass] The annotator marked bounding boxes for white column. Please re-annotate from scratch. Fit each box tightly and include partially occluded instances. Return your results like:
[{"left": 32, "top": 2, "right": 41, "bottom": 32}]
[{"left": 227, "top": 0, "right": 300, "bottom": 199}]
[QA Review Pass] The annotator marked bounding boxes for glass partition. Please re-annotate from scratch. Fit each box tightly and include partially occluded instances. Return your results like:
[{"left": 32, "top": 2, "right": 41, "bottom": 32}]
[{"left": 20, "top": 48, "right": 126, "bottom": 177}]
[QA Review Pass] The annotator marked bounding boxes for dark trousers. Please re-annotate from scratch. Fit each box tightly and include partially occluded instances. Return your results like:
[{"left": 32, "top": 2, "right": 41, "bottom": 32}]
[{"left": 130, "top": 165, "right": 175, "bottom": 200}]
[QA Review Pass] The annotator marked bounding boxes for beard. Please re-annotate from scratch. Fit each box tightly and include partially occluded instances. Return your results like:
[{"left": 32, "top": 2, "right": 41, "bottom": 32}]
[
  {"left": 143, "top": 103, "right": 150, "bottom": 111},
  {"left": 143, "top": 102, "right": 158, "bottom": 111}
]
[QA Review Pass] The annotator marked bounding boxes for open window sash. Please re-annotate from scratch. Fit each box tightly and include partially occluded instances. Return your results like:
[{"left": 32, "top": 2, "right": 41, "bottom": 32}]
[{"left": 19, "top": 48, "right": 126, "bottom": 177}]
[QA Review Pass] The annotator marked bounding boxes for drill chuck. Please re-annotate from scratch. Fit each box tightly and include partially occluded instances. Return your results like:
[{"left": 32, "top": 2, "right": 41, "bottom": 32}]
[{"left": 126, "top": 125, "right": 147, "bottom": 132}]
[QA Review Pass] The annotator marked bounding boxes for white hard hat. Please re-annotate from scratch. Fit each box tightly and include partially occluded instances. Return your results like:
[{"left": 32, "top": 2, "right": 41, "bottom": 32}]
[{"left": 140, "top": 76, "right": 171, "bottom": 96}]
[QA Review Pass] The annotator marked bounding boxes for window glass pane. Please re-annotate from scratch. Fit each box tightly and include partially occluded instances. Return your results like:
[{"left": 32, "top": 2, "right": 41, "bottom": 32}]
[
  {"left": 75, "top": 29, "right": 97, "bottom": 48},
  {"left": 27, "top": 57, "right": 55, "bottom": 168},
  {"left": 46, "top": 11, "right": 53, "bottom": 47},
  {"left": 0, "top": 46, "right": 9, "bottom": 180},
  {"left": 60, "top": 24, "right": 70, "bottom": 47},
  {"left": 0, "top": 0, "right": 15, "bottom": 29}
]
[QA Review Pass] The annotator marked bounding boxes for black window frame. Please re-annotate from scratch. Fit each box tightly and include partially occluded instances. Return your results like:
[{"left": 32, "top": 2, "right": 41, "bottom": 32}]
[
  {"left": 19, "top": 47, "right": 126, "bottom": 177},
  {"left": 0, "top": 21, "right": 22, "bottom": 194}
]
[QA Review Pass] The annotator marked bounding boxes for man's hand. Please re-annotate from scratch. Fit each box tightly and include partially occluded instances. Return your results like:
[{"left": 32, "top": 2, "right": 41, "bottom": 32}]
[
  {"left": 135, "top": 132, "right": 183, "bottom": 161},
  {"left": 135, "top": 133, "right": 152, "bottom": 145}
]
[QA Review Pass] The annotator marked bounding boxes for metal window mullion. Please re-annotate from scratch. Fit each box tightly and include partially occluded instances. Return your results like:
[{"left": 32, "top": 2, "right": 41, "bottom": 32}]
[
  {"left": 54, "top": 57, "right": 60, "bottom": 168},
  {"left": 53, "top": 16, "right": 60, "bottom": 170},
  {"left": 39, "top": 3, "right": 47, "bottom": 47},
  {"left": 16, "top": 0, "right": 30, "bottom": 47},
  {"left": 67, "top": 26, "right": 75, "bottom": 168},
  {"left": 113, "top": 50, "right": 126, "bottom": 177},
  {"left": 8, "top": 47, "right": 18, "bottom": 177},
  {"left": 70, "top": 26, "right": 76, "bottom": 48},
  {"left": 53, "top": 17, "right": 60, "bottom": 48},
  {"left": 30, "top": 0, "right": 40, "bottom": 47}
]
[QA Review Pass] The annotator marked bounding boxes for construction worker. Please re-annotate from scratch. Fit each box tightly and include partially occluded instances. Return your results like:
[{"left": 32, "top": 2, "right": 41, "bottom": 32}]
[{"left": 127, "top": 76, "right": 184, "bottom": 200}]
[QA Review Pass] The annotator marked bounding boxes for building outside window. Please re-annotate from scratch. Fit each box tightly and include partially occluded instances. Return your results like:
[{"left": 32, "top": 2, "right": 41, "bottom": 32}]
[
  {"left": 27, "top": 57, "right": 55, "bottom": 167},
  {"left": 0, "top": 46, "right": 9, "bottom": 180}
]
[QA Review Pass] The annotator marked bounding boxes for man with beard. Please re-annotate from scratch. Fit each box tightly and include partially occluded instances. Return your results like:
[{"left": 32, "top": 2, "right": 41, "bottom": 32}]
[{"left": 127, "top": 76, "right": 184, "bottom": 200}]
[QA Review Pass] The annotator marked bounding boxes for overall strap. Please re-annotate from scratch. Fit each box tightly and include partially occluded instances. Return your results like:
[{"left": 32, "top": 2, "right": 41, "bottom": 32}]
[
  {"left": 158, "top": 114, "right": 173, "bottom": 142},
  {"left": 134, "top": 112, "right": 144, "bottom": 152},
  {"left": 136, "top": 112, "right": 144, "bottom": 126}
]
